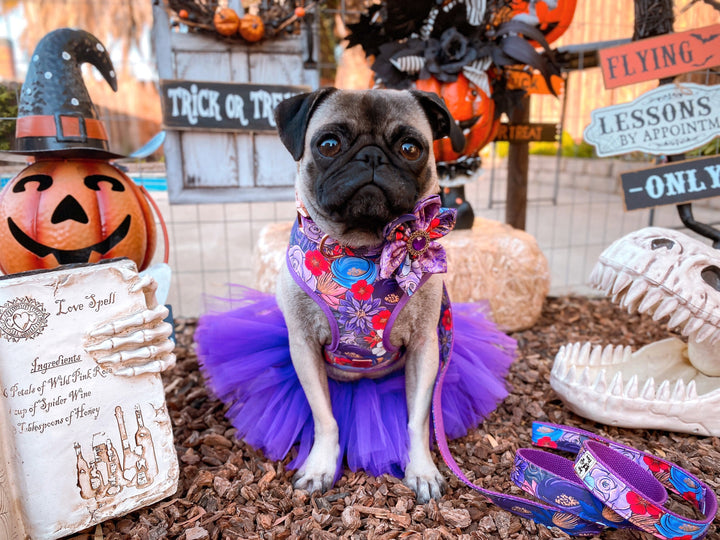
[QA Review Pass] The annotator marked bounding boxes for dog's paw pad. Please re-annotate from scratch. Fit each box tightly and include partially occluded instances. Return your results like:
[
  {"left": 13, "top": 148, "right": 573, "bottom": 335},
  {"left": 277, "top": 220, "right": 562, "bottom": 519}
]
[
  {"left": 293, "top": 470, "right": 335, "bottom": 494},
  {"left": 403, "top": 469, "right": 446, "bottom": 503}
]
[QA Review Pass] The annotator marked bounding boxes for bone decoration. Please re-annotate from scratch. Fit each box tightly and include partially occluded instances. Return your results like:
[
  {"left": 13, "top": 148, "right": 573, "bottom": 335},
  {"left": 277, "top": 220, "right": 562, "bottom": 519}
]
[{"left": 550, "top": 227, "right": 720, "bottom": 436}]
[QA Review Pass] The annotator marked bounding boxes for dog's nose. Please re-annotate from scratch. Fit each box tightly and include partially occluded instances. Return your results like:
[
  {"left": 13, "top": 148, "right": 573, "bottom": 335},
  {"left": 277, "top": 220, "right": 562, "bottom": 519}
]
[{"left": 356, "top": 146, "right": 387, "bottom": 167}]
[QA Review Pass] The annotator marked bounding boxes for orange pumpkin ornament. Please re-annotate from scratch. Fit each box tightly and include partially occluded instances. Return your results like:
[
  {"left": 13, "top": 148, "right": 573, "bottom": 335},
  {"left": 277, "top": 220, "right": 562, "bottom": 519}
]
[
  {"left": 0, "top": 159, "right": 157, "bottom": 274},
  {"left": 238, "top": 13, "right": 265, "bottom": 42},
  {"left": 415, "top": 74, "right": 499, "bottom": 163},
  {"left": 214, "top": 8, "right": 240, "bottom": 36}
]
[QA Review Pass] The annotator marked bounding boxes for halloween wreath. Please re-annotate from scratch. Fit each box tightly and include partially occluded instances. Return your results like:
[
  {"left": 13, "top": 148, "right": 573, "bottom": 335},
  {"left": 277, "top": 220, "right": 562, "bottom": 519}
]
[{"left": 166, "top": 0, "right": 318, "bottom": 43}]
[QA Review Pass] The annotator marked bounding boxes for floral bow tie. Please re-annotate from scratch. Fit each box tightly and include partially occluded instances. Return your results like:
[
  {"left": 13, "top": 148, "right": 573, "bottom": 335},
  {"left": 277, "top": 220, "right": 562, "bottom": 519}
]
[{"left": 380, "top": 195, "right": 456, "bottom": 296}]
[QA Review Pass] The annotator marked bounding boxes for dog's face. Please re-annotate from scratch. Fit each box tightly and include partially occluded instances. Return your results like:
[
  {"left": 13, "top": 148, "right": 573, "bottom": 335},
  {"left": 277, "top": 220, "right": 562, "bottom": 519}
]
[{"left": 275, "top": 89, "right": 464, "bottom": 247}]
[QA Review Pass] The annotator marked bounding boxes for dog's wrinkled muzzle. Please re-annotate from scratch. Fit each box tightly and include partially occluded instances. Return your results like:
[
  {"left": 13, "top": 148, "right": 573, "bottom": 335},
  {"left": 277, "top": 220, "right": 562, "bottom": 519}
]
[{"left": 316, "top": 146, "right": 418, "bottom": 231}]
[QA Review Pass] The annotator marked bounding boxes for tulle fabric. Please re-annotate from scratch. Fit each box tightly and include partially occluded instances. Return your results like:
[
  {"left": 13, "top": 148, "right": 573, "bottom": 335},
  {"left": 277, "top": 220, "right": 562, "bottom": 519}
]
[{"left": 196, "top": 286, "right": 515, "bottom": 479}]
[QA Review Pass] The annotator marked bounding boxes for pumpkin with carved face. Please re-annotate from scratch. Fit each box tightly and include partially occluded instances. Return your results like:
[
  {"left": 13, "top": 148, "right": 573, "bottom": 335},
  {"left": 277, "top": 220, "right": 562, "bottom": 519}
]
[
  {"left": 415, "top": 74, "right": 499, "bottom": 163},
  {"left": 0, "top": 158, "right": 156, "bottom": 274}
]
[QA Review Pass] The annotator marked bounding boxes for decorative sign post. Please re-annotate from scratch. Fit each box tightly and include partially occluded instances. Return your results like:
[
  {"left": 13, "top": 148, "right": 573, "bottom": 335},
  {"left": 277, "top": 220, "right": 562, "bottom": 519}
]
[
  {"left": 583, "top": 83, "right": 720, "bottom": 157},
  {"left": 495, "top": 122, "right": 559, "bottom": 143},
  {"left": 151, "top": 4, "right": 319, "bottom": 204},
  {"left": 598, "top": 24, "right": 720, "bottom": 89},
  {"left": 585, "top": 17, "right": 720, "bottom": 239},
  {"left": 506, "top": 70, "right": 565, "bottom": 95},
  {"left": 620, "top": 155, "right": 720, "bottom": 210},
  {"left": 159, "top": 81, "right": 309, "bottom": 131}
]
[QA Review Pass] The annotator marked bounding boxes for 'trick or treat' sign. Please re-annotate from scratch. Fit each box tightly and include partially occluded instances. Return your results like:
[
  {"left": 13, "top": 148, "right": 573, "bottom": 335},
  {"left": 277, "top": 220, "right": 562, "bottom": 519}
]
[
  {"left": 583, "top": 83, "right": 720, "bottom": 157},
  {"left": 159, "top": 80, "right": 310, "bottom": 131}
]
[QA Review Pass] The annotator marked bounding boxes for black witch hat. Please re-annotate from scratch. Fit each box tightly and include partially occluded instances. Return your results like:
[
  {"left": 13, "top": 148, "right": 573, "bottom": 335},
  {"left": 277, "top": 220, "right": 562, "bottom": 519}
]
[{"left": 12, "top": 28, "right": 122, "bottom": 158}]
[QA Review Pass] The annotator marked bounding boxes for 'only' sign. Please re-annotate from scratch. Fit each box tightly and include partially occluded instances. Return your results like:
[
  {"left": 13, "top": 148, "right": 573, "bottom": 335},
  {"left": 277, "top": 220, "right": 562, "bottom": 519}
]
[{"left": 621, "top": 155, "right": 720, "bottom": 210}]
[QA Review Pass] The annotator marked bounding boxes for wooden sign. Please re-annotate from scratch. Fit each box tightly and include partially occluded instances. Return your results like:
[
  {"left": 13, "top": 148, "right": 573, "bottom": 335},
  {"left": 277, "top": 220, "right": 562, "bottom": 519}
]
[
  {"left": 159, "top": 80, "right": 310, "bottom": 132},
  {"left": 621, "top": 155, "right": 720, "bottom": 210},
  {"left": 583, "top": 83, "right": 720, "bottom": 157},
  {"left": 599, "top": 24, "right": 720, "bottom": 89},
  {"left": 506, "top": 70, "right": 564, "bottom": 95},
  {"left": 494, "top": 122, "right": 558, "bottom": 142}
]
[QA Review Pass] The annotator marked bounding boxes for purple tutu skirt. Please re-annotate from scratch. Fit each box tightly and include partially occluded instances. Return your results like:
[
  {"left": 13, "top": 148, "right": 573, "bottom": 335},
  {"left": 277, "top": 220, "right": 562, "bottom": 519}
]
[{"left": 195, "top": 286, "right": 515, "bottom": 479}]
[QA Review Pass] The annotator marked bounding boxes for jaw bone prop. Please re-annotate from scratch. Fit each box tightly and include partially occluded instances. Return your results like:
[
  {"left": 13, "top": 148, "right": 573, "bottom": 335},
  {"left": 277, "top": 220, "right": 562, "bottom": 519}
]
[{"left": 550, "top": 227, "right": 720, "bottom": 436}]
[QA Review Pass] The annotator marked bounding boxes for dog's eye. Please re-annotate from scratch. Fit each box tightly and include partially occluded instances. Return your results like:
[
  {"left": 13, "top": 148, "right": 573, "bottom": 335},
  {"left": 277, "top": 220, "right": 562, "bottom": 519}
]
[
  {"left": 400, "top": 140, "right": 422, "bottom": 161},
  {"left": 318, "top": 136, "right": 341, "bottom": 157}
]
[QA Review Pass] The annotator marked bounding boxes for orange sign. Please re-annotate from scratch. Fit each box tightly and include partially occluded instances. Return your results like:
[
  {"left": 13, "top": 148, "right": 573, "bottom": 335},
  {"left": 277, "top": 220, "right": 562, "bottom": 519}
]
[
  {"left": 506, "top": 69, "right": 564, "bottom": 95},
  {"left": 599, "top": 24, "right": 720, "bottom": 89}
]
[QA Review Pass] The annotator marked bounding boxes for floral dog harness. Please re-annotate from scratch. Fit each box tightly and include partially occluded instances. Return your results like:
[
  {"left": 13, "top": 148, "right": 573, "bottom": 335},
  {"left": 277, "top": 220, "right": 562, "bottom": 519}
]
[{"left": 286, "top": 195, "right": 456, "bottom": 374}]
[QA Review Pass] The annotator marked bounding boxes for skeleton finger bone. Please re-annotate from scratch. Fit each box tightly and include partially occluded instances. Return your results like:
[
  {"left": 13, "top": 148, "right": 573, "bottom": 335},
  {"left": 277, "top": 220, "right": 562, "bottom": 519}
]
[
  {"left": 85, "top": 322, "right": 173, "bottom": 353},
  {"left": 98, "top": 340, "right": 175, "bottom": 366},
  {"left": 113, "top": 354, "right": 176, "bottom": 377},
  {"left": 129, "top": 273, "right": 157, "bottom": 295},
  {"left": 88, "top": 305, "right": 169, "bottom": 338}
]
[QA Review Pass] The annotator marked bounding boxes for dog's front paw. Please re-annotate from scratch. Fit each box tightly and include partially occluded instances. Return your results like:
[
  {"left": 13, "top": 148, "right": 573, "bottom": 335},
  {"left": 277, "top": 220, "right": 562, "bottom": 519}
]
[
  {"left": 403, "top": 461, "right": 446, "bottom": 503},
  {"left": 293, "top": 437, "right": 339, "bottom": 494}
]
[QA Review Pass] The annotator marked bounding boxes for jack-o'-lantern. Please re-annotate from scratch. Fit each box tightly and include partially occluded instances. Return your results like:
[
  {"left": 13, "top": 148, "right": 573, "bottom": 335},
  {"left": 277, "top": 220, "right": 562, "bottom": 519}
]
[
  {"left": 4, "top": 29, "right": 165, "bottom": 274},
  {"left": 502, "top": 0, "right": 577, "bottom": 46},
  {"left": 214, "top": 8, "right": 240, "bottom": 36},
  {"left": 239, "top": 13, "right": 265, "bottom": 42},
  {"left": 0, "top": 159, "right": 157, "bottom": 274},
  {"left": 415, "top": 74, "right": 499, "bottom": 163}
]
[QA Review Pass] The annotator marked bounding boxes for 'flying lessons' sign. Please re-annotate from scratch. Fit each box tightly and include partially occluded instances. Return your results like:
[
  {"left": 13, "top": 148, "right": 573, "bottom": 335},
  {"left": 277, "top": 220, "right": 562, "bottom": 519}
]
[
  {"left": 599, "top": 24, "right": 720, "bottom": 89},
  {"left": 583, "top": 83, "right": 720, "bottom": 157},
  {"left": 620, "top": 155, "right": 720, "bottom": 211},
  {"left": 159, "top": 80, "right": 310, "bottom": 132}
]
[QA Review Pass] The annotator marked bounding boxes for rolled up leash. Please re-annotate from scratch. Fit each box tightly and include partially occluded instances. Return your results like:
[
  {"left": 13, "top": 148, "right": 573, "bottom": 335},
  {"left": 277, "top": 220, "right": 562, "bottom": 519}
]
[{"left": 431, "top": 331, "right": 718, "bottom": 537}]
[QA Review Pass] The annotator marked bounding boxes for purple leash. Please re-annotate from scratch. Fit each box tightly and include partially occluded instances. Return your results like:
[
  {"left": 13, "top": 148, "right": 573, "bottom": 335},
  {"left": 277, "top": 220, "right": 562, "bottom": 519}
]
[{"left": 432, "top": 305, "right": 718, "bottom": 537}]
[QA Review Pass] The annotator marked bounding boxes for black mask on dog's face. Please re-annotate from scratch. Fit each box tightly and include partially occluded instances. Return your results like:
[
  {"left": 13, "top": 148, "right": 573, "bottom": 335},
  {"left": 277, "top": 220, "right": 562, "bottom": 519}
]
[{"left": 274, "top": 88, "right": 464, "bottom": 244}]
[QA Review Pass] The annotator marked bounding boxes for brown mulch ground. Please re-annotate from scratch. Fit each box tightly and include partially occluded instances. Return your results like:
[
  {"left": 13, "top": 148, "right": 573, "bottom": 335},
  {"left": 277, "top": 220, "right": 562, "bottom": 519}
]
[{"left": 85, "top": 296, "right": 720, "bottom": 539}]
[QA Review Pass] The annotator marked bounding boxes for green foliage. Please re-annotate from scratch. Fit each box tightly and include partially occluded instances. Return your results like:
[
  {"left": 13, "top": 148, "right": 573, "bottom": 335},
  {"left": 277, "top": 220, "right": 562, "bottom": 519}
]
[
  {"left": 486, "top": 131, "right": 598, "bottom": 160},
  {"left": 0, "top": 84, "right": 18, "bottom": 152},
  {"left": 686, "top": 137, "right": 720, "bottom": 157}
]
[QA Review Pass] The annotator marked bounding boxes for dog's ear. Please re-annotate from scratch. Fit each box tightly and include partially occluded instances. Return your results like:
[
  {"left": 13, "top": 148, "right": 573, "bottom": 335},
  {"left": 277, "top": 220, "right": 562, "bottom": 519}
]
[
  {"left": 274, "top": 87, "right": 337, "bottom": 161},
  {"left": 409, "top": 90, "right": 466, "bottom": 154}
]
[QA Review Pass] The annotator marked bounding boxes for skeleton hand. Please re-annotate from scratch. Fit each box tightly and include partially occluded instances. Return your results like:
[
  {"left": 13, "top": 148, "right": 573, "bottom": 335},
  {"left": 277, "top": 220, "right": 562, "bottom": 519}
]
[{"left": 84, "top": 276, "right": 176, "bottom": 377}]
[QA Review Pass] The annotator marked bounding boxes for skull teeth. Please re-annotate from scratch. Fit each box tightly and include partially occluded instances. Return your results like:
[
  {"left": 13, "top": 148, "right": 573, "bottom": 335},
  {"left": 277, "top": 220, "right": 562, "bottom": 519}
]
[
  {"left": 552, "top": 342, "right": 700, "bottom": 403},
  {"left": 611, "top": 270, "right": 633, "bottom": 297},
  {"left": 694, "top": 324, "right": 717, "bottom": 343},
  {"left": 590, "top": 253, "right": 719, "bottom": 340},
  {"left": 624, "top": 375, "right": 639, "bottom": 399},
  {"left": 668, "top": 308, "right": 691, "bottom": 330},
  {"left": 653, "top": 297, "right": 678, "bottom": 322},
  {"left": 641, "top": 377, "right": 656, "bottom": 400}
]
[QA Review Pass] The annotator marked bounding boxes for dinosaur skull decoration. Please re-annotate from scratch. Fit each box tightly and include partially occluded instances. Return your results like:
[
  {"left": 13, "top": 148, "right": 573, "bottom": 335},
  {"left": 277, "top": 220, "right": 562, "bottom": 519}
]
[{"left": 550, "top": 227, "right": 720, "bottom": 436}]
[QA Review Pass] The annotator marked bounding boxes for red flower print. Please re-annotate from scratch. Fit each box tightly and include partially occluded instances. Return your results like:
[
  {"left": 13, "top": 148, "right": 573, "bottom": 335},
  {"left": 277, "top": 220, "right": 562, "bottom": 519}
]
[
  {"left": 305, "top": 250, "right": 329, "bottom": 276},
  {"left": 626, "top": 491, "right": 661, "bottom": 517},
  {"left": 364, "top": 331, "right": 382, "bottom": 347},
  {"left": 643, "top": 456, "right": 670, "bottom": 473},
  {"left": 372, "top": 310, "right": 391, "bottom": 330},
  {"left": 442, "top": 308, "right": 452, "bottom": 331},
  {"left": 536, "top": 436, "right": 557, "bottom": 449},
  {"left": 429, "top": 217, "right": 443, "bottom": 238},
  {"left": 351, "top": 280, "right": 374, "bottom": 301},
  {"left": 682, "top": 490, "right": 698, "bottom": 506}
]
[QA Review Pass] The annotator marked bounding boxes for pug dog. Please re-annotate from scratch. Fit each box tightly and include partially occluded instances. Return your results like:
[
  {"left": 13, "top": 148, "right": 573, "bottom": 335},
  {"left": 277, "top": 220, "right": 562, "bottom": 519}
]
[{"left": 273, "top": 88, "right": 464, "bottom": 502}]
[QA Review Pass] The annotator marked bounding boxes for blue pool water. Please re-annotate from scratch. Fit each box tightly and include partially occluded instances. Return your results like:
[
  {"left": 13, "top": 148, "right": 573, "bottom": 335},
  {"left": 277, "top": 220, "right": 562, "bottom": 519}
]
[{"left": 0, "top": 175, "right": 168, "bottom": 192}]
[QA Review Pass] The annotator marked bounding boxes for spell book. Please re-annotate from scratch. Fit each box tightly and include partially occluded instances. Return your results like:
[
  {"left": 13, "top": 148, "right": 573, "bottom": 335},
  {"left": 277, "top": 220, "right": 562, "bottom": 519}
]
[{"left": 0, "top": 259, "right": 178, "bottom": 539}]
